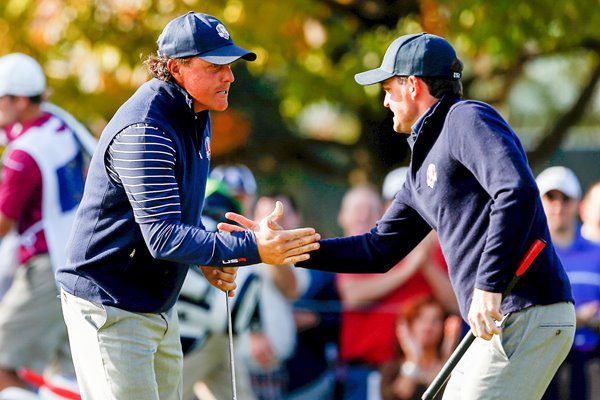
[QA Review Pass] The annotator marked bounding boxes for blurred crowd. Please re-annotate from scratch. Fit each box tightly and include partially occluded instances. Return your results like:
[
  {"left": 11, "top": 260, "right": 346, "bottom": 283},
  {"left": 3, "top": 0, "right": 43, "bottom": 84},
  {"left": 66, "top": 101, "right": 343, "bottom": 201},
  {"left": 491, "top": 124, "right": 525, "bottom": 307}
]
[{"left": 0, "top": 52, "right": 599, "bottom": 400}]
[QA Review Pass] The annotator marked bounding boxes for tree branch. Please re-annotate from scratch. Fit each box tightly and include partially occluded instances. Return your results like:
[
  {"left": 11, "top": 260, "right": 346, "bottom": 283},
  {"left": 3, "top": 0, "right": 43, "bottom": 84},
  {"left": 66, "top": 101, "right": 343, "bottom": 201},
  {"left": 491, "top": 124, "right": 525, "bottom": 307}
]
[{"left": 527, "top": 53, "right": 600, "bottom": 168}]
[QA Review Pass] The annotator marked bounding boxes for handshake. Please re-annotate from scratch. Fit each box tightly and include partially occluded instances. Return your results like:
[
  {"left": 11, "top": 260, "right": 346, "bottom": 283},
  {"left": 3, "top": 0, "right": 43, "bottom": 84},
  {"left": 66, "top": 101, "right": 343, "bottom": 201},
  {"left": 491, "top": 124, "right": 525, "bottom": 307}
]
[{"left": 201, "top": 200, "right": 321, "bottom": 295}]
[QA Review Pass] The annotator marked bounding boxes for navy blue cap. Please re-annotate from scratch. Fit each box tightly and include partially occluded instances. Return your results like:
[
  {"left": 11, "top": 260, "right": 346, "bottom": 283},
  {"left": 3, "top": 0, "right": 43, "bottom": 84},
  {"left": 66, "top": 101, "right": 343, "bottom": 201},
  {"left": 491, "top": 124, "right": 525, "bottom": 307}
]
[
  {"left": 157, "top": 12, "right": 256, "bottom": 65},
  {"left": 355, "top": 33, "right": 461, "bottom": 85}
]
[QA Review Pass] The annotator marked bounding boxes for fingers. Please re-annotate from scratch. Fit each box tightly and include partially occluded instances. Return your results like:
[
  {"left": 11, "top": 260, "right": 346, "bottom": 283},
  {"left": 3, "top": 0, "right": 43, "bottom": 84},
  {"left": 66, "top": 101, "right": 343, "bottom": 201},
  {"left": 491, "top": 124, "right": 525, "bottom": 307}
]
[
  {"left": 217, "top": 222, "right": 246, "bottom": 233},
  {"left": 284, "top": 242, "right": 321, "bottom": 261},
  {"left": 279, "top": 227, "right": 317, "bottom": 239},
  {"left": 267, "top": 201, "right": 284, "bottom": 223},
  {"left": 282, "top": 252, "right": 312, "bottom": 265},
  {"left": 468, "top": 288, "right": 503, "bottom": 340},
  {"left": 256, "top": 226, "right": 321, "bottom": 265},
  {"left": 200, "top": 266, "right": 238, "bottom": 294},
  {"left": 470, "top": 312, "right": 502, "bottom": 340},
  {"left": 221, "top": 266, "right": 238, "bottom": 274},
  {"left": 276, "top": 236, "right": 321, "bottom": 264},
  {"left": 213, "top": 267, "right": 237, "bottom": 284},
  {"left": 224, "top": 212, "right": 257, "bottom": 230},
  {"left": 215, "top": 279, "right": 237, "bottom": 293},
  {"left": 267, "top": 219, "right": 283, "bottom": 230}
]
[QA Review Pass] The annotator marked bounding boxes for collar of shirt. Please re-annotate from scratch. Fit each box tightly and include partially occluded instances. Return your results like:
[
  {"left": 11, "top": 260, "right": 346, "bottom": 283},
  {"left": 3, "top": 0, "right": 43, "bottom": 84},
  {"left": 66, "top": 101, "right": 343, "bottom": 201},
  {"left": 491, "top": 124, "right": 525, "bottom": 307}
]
[
  {"left": 4, "top": 112, "right": 52, "bottom": 143},
  {"left": 407, "top": 98, "right": 443, "bottom": 149}
]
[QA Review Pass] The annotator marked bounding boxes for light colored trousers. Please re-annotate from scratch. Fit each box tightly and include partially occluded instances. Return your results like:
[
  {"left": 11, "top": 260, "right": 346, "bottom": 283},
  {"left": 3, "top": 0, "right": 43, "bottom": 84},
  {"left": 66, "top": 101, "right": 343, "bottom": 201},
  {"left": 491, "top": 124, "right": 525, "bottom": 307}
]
[
  {"left": 61, "top": 290, "right": 183, "bottom": 400},
  {"left": 443, "top": 302, "right": 575, "bottom": 400},
  {"left": 0, "top": 254, "right": 73, "bottom": 376}
]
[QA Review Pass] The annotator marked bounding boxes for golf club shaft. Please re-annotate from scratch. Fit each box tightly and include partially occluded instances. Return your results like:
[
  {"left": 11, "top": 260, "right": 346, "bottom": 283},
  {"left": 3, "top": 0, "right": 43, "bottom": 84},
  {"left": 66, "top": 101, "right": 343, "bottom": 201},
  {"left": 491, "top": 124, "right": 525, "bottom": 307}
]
[
  {"left": 422, "top": 238, "right": 546, "bottom": 400},
  {"left": 226, "top": 291, "right": 237, "bottom": 400}
]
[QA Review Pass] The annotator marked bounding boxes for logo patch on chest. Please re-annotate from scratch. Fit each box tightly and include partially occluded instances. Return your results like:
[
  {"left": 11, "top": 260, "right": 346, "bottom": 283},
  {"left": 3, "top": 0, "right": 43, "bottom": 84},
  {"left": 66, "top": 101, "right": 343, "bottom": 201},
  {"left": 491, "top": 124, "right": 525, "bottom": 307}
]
[
  {"left": 426, "top": 163, "right": 437, "bottom": 189},
  {"left": 204, "top": 136, "right": 211, "bottom": 160}
]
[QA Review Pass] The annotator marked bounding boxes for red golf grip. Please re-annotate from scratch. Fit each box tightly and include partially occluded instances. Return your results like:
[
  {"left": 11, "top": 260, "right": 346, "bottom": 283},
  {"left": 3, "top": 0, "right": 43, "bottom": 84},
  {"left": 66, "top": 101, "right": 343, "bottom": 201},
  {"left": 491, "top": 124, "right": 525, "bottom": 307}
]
[
  {"left": 18, "top": 368, "right": 81, "bottom": 400},
  {"left": 503, "top": 238, "right": 546, "bottom": 296},
  {"left": 422, "top": 238, "right": 546, "bottom": 400},
  {"left": 515, "top": 239, "right": 546, "bottom": 276}
]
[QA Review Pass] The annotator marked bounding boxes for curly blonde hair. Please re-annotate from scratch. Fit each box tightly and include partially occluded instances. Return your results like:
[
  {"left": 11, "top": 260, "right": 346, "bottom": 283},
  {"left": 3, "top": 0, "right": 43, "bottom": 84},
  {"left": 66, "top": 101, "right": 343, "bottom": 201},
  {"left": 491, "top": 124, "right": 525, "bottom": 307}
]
[{"left": 143, "top": 54, "right": 191, "bottom": 82}]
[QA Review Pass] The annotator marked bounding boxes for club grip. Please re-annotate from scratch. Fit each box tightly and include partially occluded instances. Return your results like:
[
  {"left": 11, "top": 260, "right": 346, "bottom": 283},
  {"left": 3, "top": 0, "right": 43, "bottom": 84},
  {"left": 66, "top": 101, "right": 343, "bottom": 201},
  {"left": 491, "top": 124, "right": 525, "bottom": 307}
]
[{"left": 515, "top": 239, "right": 546, "bottom": 277}]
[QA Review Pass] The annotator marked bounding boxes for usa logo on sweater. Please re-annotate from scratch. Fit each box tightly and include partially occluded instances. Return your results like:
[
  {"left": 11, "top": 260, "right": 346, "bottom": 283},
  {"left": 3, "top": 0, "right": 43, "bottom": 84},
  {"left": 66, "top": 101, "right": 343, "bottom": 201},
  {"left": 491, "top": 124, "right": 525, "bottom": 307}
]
[{"left": 426, "top": 163, "right": 437, "bottom": 188}]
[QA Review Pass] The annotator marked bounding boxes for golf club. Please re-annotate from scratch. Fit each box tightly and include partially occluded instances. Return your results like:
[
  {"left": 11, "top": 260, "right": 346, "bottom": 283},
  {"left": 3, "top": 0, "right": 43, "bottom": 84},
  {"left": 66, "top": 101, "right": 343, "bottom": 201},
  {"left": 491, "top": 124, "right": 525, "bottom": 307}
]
[
  {"left": 422, "top": 238, "right": 547, "bottom": 400},
  {"left": 226, "top": 290, "right": 238, "bottom": 400}
]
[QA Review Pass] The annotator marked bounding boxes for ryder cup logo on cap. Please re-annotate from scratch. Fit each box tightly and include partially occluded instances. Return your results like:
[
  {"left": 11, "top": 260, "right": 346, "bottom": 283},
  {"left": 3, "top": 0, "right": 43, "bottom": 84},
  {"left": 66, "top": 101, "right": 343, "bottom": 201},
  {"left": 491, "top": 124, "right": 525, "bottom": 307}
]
[
  {"left": 355, "top": 33, "right": 462, "bottom": 86},
  {"left": 0, "top": 53, "right": 46, "bottom": 97},
  {"left": 157, "top": 11, "right": 256, "bottom": 65},
  {"left": 216, "top": 24, "right": 230, "bottom": 40}
]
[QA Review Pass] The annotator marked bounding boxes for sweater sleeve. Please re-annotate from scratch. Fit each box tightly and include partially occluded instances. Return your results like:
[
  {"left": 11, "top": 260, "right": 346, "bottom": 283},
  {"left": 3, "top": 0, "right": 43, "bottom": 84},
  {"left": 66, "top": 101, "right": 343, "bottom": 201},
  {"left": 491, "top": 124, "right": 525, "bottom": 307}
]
[
  {"left": 297, "top": 190, "right": 431, "bottom": 273},
  {"left": 106, "top": 124, "right": 260, "bottom": 266},
  {"left": 447, "top": 102, "right": 539, "bottom": 292}
]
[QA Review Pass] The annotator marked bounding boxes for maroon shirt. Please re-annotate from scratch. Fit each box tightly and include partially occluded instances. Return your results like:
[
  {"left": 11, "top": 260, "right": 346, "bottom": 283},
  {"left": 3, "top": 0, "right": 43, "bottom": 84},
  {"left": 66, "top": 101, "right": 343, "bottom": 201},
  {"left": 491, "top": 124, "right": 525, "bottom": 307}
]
[{"left": 0, "top": 113, "right": 52, "bottom": 264}]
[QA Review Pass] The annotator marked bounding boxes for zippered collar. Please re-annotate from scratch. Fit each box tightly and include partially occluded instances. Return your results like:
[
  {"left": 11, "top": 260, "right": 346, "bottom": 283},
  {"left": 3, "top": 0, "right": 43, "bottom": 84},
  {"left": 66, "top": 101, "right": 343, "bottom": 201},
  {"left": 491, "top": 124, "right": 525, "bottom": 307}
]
[
  {"left": 157, "top": 79, "right": 210, "bottom": 140},
  {"left": 407, "top": 95, "right": 460, "bottom": 151},
  {"left": 407, "top": 98, "right": 442, "bottom": 150},
  {"left": 162, "top": 79, "right": 196, "bottom": 115}
]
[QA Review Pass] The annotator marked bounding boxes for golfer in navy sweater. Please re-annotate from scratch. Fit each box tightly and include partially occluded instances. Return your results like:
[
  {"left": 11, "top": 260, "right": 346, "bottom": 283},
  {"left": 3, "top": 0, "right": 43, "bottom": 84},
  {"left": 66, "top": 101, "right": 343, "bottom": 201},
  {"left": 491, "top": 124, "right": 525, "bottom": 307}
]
[
  {"left": 223, "top": 34, "right": 575, "bottom": 399},
  {"left": 56, "top": 12, "right": 320, "bottom": 400}
]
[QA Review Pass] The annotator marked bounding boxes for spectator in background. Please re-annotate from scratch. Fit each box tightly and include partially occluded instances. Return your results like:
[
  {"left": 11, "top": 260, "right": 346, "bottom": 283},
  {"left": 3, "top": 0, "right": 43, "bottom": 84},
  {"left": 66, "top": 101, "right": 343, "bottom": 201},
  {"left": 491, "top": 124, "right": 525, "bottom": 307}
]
[
  {"left": 239, "top": 192, "right": 300, "bottom": 400},
  {"left": 333, "top": 185, "right": 456, "bottom": 400},
  {"left": 211, "top": 164, "right": 257, "bottom": 214},
  {"left": 382, "top": 166, "right": 409, "bottom": 208},
  {"left": 379, "top": 297, "right": 461, "bottom": 400},
  {"left": 283, "top": 198, "right": 340, "bottom": 400},
  {"left": 580, "top": 181, "right": 600, "bottom": 244},
  {"left": 0, "top": 53, "right": 91, "bottom": 393},
  {"left": 537, "top": 167, "right": 600, "bottom": 400}
]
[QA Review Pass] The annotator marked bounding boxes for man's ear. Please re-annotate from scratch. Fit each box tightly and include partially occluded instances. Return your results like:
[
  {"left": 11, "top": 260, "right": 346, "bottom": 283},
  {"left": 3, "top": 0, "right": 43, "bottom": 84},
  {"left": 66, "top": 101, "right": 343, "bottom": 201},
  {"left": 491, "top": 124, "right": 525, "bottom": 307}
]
[
  {"left": 408, "top": 76, "right": 421, "bottom": 99},
  {"left": 167, "top": 59, "right": 181, "bottom": 81}
]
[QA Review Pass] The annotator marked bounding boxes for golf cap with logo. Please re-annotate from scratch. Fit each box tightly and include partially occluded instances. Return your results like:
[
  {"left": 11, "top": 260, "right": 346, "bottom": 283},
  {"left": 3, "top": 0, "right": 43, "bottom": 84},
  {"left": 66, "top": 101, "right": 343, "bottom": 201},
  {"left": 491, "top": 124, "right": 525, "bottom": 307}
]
[
  {"left": 0, "top": 53, "right": 46, "bottom": 97},
  {"left": 536, "top": 166, "right": 582, "bottom": 199},
  {"left": 355, "top": 33, "right": 461, "bottom": 86},
  {"left": 157, "top": 11, "right": 256, "bottom": 65}
]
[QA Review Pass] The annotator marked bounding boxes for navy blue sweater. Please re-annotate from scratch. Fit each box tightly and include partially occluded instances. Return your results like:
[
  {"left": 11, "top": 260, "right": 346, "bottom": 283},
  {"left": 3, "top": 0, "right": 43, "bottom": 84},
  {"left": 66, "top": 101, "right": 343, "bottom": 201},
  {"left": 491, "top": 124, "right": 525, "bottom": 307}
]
[
  {"left": 298, "top": 96, "right": 573, "bottom": 319},
  {"left": 56, "top": 79, "right": 260, "bottom": 313}
]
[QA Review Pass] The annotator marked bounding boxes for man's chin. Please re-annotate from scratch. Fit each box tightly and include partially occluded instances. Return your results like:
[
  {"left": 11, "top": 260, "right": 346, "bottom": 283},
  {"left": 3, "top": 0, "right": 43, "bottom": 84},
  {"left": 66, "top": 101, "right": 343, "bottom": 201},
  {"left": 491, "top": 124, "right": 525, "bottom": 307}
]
[
  {"left": 211, "top": 103, "right": 229, "bottom": 112},
  {"left": 393, "top": 124, "right": 410, "bottom": 135}
]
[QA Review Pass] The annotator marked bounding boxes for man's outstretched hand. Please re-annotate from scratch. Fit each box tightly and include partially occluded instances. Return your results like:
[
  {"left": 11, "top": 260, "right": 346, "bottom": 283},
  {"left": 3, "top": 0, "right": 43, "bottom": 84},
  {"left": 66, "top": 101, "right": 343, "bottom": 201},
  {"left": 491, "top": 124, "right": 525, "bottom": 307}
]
[{"left": 217, "top": 201, "right": 320, "bottom": 265}]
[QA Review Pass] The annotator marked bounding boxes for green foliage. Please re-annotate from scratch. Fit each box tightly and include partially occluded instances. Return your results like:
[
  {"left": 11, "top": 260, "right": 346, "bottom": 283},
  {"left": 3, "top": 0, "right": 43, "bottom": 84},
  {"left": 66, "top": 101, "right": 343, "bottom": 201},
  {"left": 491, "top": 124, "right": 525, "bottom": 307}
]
[{"left": 1, "top": 0, "right": 598, "bottom": 173}]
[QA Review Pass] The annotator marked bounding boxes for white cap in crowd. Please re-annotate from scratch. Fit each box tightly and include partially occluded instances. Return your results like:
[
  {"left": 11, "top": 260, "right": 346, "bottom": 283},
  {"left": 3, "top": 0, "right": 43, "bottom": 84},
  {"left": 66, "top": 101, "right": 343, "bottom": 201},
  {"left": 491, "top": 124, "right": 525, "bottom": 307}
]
[
  {"left": 382, "top": 166, "right": 409, "bottom": 201},
  {"left": 0, "top": 53, "right": 46, "bottom": 97},
  {"left": 535, "top": 166, "right": 582, "bottom": 199}
]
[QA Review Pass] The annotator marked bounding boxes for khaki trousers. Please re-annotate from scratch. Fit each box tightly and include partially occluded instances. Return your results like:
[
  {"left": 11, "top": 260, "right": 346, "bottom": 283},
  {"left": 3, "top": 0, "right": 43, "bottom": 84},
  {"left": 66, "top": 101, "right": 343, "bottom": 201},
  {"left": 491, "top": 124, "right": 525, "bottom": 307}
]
[
  {"left": 443, "top": 302, "right": 575, "bottom": 400},
  {"left": 61, "top": 290, "right": 183, "bottom": 400}
]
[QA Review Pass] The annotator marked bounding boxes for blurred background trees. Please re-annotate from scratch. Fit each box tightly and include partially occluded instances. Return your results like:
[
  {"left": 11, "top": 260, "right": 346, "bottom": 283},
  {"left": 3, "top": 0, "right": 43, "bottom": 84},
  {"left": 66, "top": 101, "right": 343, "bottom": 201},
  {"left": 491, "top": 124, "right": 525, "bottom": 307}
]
[{"left": 1, "top": 0, "right": 599, "bottom": 234}]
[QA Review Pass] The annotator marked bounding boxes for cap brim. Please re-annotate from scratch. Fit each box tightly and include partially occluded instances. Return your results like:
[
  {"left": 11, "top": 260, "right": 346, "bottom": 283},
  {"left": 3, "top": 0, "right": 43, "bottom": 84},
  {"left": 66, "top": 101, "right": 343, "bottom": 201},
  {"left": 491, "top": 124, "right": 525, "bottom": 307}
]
[
  {"left": 354, "top": 68, "right": 395, "bottom": 86},
  {"left": 198, "top": 44, "right": 257, "bottom": 65}
]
